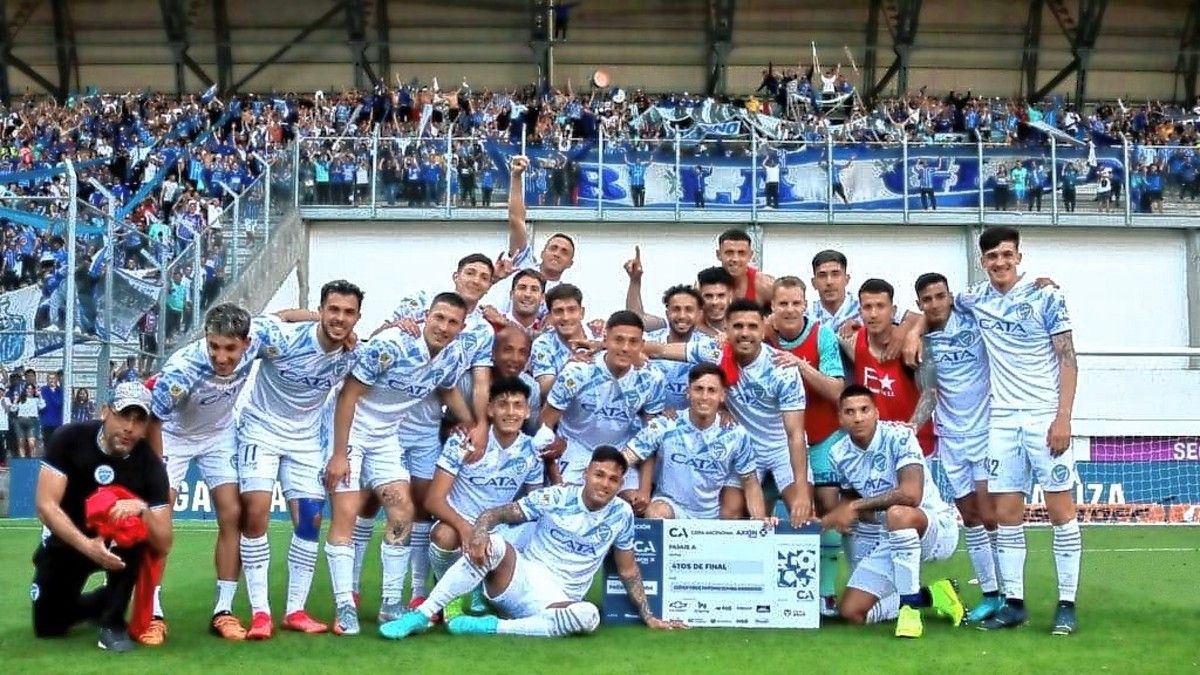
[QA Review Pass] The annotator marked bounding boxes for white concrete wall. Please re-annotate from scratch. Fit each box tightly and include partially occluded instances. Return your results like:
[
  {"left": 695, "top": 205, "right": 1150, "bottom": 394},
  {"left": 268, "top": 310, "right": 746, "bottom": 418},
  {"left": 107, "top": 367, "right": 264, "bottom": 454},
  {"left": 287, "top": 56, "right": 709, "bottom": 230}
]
[{"left": 278, "top": 220, "right": 1199, "bottom": 434}]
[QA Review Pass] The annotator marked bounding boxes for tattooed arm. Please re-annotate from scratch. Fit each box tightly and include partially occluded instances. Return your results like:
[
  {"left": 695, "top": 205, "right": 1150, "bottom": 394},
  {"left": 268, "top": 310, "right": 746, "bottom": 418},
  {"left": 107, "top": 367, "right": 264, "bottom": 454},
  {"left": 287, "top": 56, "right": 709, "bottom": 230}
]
[
  {"left": 851, "top": 464, "right": 924, "bottom": 513},
  {"left": 908, "top": 357, "right": 938, "bottom": 428},
  {"left": 1049, "top": 330, "right": 1077, "bottom": 455},
  {"left": 613, "top": 548, "right": 686, "bottom": 629},
  {"left": 464, "top": 502, "right": 528, "bottom": 566}
]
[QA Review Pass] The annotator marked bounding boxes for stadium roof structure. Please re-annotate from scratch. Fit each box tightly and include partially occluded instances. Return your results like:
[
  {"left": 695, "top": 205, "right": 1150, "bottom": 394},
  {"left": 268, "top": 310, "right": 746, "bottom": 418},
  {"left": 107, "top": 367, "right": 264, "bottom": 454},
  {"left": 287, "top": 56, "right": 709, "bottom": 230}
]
[{"left": 0, "top": 0, "right": 1196, "bottom": 104}]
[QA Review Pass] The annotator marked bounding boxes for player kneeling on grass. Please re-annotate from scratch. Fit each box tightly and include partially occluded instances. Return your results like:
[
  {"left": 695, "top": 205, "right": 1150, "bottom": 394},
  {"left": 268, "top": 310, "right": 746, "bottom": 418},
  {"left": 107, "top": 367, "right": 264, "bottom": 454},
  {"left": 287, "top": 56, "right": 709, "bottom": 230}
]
[
  {"left": 380, "top": 446, "right": 687, "bottom": 639},
  {"left": 423, "top": 376, "right": 546, "bottom": 620},
  {"left": 621, "top": 362, "right": 768, "bottom": 521},
  {"left": 824, "top": 385, "right": 964, "bottom": 638}
]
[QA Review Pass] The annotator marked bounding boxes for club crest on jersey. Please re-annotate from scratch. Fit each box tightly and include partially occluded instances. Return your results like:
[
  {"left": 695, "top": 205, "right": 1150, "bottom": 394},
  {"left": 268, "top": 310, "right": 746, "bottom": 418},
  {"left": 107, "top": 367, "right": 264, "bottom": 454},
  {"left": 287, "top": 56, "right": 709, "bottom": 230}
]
[
  {"left": 592, "top": 523, "right": 613, "bottom": 542},
  {"left": 1007, "top": 303, "right": 1033, "bottom": 320},
  {"left": 870, "top": 452, "right": 887, "bottom": 473},
  {"left": 265, "top": 345, "right": 280, "bottom": 358},
  {"left": 94, "top": 464, "right": 115, "bottom": 485}
]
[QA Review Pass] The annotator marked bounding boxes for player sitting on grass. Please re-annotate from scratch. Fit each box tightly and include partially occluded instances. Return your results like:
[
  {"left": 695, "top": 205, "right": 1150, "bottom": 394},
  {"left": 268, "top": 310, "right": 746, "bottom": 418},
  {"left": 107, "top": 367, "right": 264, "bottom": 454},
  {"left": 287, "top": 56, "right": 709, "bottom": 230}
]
[
  {"left": 621, "top": 362, "right": 768, "bottom": 521},
  {"left": 823, "top": 385, "right": 964, "bottom": 638},
  {"left": 379, "top": 446, "right": 687, "bottom": 639},
  {"left": 423, "top": 376, "right": 546, "bottom": 620}
]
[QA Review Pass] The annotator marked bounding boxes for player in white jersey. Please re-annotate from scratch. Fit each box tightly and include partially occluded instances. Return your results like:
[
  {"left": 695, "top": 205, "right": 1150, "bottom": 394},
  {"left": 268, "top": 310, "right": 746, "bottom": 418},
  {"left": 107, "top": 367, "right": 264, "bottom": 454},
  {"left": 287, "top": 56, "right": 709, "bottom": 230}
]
[
  {"left": 530, "top": 283, "right": 589, "bottom": 400},
  {"left": 481, "top": 268, "right": 547, "bottom": 335},
  {"left": 424, "top": 376, "right": 545, "bottom": 619},
  {"left": 346, "top": 325, "right": 543, "bottom": 609},
  {"left": 388, "top": 253, "right": 497, "bottom": 606},
  {"left": 645, "top": 298, "right": 813, "bottom": 527},
  {"left": 235, "top": 280, "right": 363, "bottom": 639},
  {"left": 379, "top": 447, "right": 686, "bottom": 639},
  {"left": 321, "top": 292, "right": 474, "bottom": 636},
  {"left": 641, "top": 285, "right": 706, "bottom": 410},
  {"left": 146, "top": 303, "right": 276, "bottom": 642},
  {"left": 906, "top": 227, "right": 1081, "bottom": 635},
  {"left": 909, "top": 273, "right": 1002, "bottom": 624},
  {"left": 624, "top": 246, "right": 734, "bottom": 338},
  {"left": 824, "top": 385, "right": 964, "bottom": 638},
  {"left": 810, "top": 249, "right": 915, "bottom": 345},
  {"left": 536, "top": 311, "right": 666, "bottom": 499},
  {"left": 504, "top": 155, "right": 574, "bottom": 313},
  {"left": 808, "top": 249, "right": 861, "bottom": 332},
  {"left": 622, "top": 363, "right": 766, "bottom": 520}
]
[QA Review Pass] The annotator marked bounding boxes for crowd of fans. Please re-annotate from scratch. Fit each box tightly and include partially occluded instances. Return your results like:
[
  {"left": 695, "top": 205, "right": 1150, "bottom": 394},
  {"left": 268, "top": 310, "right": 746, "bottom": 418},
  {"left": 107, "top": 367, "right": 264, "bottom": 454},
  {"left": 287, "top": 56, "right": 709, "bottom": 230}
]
[
  {"left": 277, "top": 70, "right": 1200, "bottom": 214},
  {"left": 0, "top": 89, "right": 293, "bottom": 347}
]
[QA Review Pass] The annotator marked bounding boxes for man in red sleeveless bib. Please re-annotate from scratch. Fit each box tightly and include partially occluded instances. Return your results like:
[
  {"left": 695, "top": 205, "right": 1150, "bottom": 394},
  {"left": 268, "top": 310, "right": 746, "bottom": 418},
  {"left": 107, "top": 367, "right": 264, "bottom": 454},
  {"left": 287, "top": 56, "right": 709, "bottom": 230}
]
[
  {"left": 841, "top": 279, "right": 935, "bottom": 455},
  {"left": 716, "top": 229, "right": 774, "bottom": 306}
]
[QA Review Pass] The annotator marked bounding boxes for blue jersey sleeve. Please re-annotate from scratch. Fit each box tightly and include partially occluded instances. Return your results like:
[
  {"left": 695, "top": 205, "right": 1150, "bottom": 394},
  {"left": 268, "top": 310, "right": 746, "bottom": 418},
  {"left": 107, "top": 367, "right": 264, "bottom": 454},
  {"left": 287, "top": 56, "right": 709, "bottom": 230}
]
[
  {"left": 626, "top": 416, "right": 670, "bottom": 460},
  {"left": 546, "top": 363, "right": 586, "bottom": 411},
  {"left": 612, "top": 507, "right": 636, "bottom": 551},
  {"left": 351, "top": 336, "right": 398, "bottom": 386},
  {"left": 1041, "top": 286, "right": 1072, "bottom": 336},
  {"left": 150, "top": 359, "right": 193, "bottom": 420},
  {"left": 815, "top": 325, "right": 845, "bottom": 379},
  {"left": 775, "top": 365, "right": 805, "bottom": 412}
]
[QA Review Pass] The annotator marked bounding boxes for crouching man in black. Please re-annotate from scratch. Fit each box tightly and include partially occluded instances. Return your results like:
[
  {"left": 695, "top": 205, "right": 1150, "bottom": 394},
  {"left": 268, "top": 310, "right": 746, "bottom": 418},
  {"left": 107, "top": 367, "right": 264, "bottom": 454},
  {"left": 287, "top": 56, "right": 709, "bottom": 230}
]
[{"left": 31, "top": 381, "right": 171, "bottom": 652}]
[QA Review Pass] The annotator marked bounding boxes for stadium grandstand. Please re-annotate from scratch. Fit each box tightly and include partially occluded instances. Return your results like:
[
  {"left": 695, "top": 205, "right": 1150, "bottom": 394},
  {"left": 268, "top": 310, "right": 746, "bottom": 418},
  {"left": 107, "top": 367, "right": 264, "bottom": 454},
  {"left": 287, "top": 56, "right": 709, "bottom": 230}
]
[{"left": 0, "top": 0, "right": 1196, "bottom": 669}]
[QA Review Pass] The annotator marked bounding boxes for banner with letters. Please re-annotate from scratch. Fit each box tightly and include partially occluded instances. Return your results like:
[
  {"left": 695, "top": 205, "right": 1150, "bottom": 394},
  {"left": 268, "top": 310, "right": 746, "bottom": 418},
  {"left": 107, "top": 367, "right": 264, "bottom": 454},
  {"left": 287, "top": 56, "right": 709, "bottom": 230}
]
[
  {"left": 7, "top": 460, "right": 301, "bottom": 521},
  {"left": 602, "top": 519, "right": 821, "bottom": 629},
  {"left": 482, "top": 139, "right": 1128, "bottom": 211},
  {"left": 0, "top": 285, "right": 45, "bottom": 369}
]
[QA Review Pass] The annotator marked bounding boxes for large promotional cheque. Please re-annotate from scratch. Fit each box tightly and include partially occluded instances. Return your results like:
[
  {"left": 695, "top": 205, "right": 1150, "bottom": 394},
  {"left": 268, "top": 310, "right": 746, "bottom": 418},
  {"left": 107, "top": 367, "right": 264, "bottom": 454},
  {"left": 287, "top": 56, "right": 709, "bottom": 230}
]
[{"left": 603, "top": 519, "right": 821, "bottom": 629}]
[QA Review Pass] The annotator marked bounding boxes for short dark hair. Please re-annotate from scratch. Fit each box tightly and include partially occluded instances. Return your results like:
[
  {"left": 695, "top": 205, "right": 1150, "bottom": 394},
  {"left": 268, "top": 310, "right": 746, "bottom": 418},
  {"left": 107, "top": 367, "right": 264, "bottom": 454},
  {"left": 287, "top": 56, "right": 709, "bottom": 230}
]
[
  {"left": 979, "top": 226, "right": 1019, "bottom": 253},
  {"left": 726, "top": 298, "right": 767, "bottom": 318},
  {"left": 546, "top": 232, "right": 576, "bottom": 253},
  {"left": 606, "top": 310, "right": 644, "bottom": 332},
  {"left": 489, "top": 375, "right": 531, "bottom": 402},
  {"left": 204, "top": 303, "right": 252, "bottom": 339},
  {"left": 662, "top": 284, "right": 703, "bottom": 307},
  {"left": 688, "top": 362, "right": 727, "bottom": 387},
  {"left": 914, "top": 272, "right": 949, "bottom": 295},
  {"left": 457, "top": 253, "right": 495, "bottom": 276},
  {"left": 717, "top": 229, "right": 752, "bottom": 247},
  {"left": 545, "top": 283, "right": 583, "bottom": 310},
  {"left": 429, "top": 291, "right": 468, "bottom": 313},
  {"left": 812, "top": 249, "right": 848, "bottom": 271},
  {"left": 857, "top": 278, "right": 895, "bottom": 302},
  {"left": 696, "top": 266, "right": 735, "bottom": 289},
  {"left": 590, "top": 445, "right": 629, "bottom": 473},
  {"left": 320, "top": 279, "right": 364, "bottom": 307},
  {"left": 511, "top": 268, "right": 547, "bottom": 292},
  {"left": 839, "top": 383, "right": 876, "bottom": 406}
]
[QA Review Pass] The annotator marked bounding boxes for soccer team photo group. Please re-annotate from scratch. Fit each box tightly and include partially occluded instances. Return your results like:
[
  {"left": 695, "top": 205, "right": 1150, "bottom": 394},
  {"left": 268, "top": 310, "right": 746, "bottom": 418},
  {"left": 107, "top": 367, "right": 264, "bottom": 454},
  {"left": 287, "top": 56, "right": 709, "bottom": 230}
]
[{"left": 4, "top": 1, "right": 1199, "bottom": 673}]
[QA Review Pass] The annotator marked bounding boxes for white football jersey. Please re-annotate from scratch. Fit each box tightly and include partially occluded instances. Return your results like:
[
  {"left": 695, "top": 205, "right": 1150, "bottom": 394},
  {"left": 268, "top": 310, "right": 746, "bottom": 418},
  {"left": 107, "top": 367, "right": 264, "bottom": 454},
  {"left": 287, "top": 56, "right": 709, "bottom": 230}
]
[
  {"left": 956, "top": 276, "right": 1071, "bottom": 412},
  {"left": 627, "top": 412, "right": 757, "bottom": 519},
  {"left": 547, "top": 353, "right": 665, "bottom": 469},
  {"left": 516, "top": 484, "right": 635, "bottom": 601},
  {"left": 924, "top": 308, "right": 990, "bottom": 438},
  {"left": 438, "top": 429, "right": 543, "bottom": 521},
  {"left": 348, "top": 327, "right": 470, "bottom": 446},
  {"left": 151, "top": 318, "right": 275, "bottom": 440},
  {"left": 830, "top": 421, "right": 953, "bottom": 520},
  {"left": 237, "top": 319, "right": 355, "bottom": 450}
]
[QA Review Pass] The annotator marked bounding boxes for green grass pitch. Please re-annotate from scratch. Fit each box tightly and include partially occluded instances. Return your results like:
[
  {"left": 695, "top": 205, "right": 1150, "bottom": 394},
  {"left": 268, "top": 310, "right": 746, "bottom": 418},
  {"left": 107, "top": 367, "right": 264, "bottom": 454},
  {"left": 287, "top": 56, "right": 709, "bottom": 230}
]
[{"left": 1, "top": 521, "right": 1197, "bottom": 674}]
